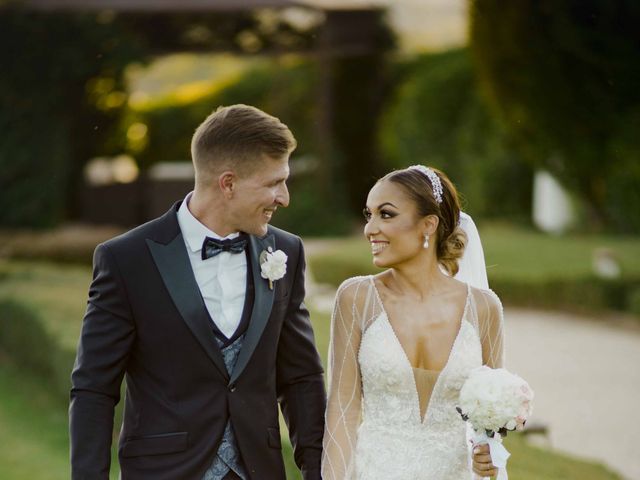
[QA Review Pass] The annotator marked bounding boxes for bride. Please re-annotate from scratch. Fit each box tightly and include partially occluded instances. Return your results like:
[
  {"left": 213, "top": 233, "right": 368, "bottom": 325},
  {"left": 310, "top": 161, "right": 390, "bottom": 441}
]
[{"left": 321, "top": 166, "right": 505, "bottom": 479}]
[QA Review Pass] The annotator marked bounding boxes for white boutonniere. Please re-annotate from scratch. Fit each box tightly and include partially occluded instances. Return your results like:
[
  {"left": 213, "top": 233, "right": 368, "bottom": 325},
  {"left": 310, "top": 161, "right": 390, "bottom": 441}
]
[{"left": 259, "top": 246, "right": 287, "bottom": 290}]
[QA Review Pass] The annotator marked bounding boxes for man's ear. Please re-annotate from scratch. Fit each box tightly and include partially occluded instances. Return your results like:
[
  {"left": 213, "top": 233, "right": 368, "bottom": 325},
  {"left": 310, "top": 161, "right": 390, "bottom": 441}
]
[{"left": 218, "top": 171, "right": 235, "bottom": 199}]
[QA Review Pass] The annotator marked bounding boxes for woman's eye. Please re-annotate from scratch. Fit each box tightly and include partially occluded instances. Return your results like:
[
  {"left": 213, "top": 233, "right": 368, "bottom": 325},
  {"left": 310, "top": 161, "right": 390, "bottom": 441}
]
[
  {"left": 380, "top": 210, "right": 395, "bottom": 219},
  {"left": 362, "top": 208, "right": 372, "bottom": 220}
]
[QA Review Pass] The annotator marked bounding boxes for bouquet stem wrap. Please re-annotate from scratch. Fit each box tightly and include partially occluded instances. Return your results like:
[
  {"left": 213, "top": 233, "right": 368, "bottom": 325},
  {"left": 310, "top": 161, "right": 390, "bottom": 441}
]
[
  {"left": 458, "top": 366, "right": 534, "bottom": 480},
  {"left": 472, "top": 431, "right": 510, "bottom": 480}
]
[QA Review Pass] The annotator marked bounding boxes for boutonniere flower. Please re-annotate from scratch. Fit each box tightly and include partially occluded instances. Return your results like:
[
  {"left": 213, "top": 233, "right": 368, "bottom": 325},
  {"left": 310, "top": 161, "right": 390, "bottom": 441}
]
[{"left": 259, "top": 246, "right": 287, "bottom": 290}]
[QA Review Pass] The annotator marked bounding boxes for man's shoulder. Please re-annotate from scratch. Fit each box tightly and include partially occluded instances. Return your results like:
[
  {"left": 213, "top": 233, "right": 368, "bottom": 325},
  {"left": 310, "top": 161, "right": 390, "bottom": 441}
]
[
  {"left": 99, "top": 204, "right": 179, "bottom": 253},
  {"left": 267, "top": 225, "right": 301, "bottom": 248}
]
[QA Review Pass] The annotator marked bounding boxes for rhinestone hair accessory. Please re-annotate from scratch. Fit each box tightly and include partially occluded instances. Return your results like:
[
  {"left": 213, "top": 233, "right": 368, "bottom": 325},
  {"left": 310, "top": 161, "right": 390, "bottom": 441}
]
[{"left": 408, "top": 165, "right": 444, "bottom": 204}]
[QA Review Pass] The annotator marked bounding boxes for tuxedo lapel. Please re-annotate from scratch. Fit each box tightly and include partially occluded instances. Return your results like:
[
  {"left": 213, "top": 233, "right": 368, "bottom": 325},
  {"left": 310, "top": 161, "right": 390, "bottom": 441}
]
[
  {"left": 229, "top": 233, "right": 276, "bottom": 385},
  {"left": 146, "top": 233, "right": 229, "bottom": 381}
]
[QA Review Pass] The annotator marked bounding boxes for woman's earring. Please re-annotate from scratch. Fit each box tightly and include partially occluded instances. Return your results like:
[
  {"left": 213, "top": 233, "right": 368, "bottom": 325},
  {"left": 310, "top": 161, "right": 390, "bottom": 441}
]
[{"left": 423, "top": 234, "right": 429, "bottom": 249}]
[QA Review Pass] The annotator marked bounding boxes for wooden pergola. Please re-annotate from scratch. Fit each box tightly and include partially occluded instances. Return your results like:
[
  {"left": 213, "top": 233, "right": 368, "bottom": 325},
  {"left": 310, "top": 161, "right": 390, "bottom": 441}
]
[
  {"left": 23, "top": 0, "right": 303, "bottom": 12},
  {"left": 20, "top": 0, "right": 385, "bottom": 54}
]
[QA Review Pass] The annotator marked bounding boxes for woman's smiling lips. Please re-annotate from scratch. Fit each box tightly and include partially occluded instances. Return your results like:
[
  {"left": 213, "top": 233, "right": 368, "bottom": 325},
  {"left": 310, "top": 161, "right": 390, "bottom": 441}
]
[{"left": 370, "top": 240, "right": 388, "bottom": 255}]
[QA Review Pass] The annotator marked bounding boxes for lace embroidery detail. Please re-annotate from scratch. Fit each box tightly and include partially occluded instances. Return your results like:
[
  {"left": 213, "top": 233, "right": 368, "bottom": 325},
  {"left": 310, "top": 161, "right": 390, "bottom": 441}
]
[{"left": 322, "top": 276, "right": 505, "bottom": 480}]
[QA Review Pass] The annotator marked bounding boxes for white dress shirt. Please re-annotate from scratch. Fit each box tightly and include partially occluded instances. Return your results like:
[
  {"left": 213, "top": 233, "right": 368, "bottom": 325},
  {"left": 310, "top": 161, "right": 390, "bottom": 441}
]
[{"left": 177, "top": 192, "right": 247, "bottom": 338}]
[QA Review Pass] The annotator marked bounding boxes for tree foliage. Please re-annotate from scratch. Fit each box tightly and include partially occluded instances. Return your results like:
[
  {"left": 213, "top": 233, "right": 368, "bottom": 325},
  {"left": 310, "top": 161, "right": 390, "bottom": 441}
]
[
  {"left": 0, "top": 8, "right": 146, "bottom": 226},
  {"left": 379, "top": 49, "right": 533, "bottom": 220},
  {"left": 470, "top": 0, "right": 640, "bottom": 232},
  {"left": 126, "top": 59, "right": 355, "bottom": 235},
  {"left": 0, "top": 5, "right": 320, "bottom": 227}
]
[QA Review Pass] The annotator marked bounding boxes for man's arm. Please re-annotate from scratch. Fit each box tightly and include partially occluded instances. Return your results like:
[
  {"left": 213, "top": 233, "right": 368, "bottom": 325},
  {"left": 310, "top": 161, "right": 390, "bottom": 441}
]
[
  {"left": 69, "top": 243, "right": 135, "bottom": 480},
  {"left": 276, "top": 238, "right": 326, "bottom": 480}
]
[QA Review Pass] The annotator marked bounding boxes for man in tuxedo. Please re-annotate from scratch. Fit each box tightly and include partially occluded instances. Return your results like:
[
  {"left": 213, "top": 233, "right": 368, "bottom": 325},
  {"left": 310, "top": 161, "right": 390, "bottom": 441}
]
[{"left": 70, "top": 105, "right": 326, "bottom": 480}]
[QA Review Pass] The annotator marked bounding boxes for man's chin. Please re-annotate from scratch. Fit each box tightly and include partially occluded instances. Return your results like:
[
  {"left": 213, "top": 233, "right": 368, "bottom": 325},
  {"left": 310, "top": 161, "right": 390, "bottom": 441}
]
[{"left": 244, "top": 224, "right": 269, "bottom": 237}]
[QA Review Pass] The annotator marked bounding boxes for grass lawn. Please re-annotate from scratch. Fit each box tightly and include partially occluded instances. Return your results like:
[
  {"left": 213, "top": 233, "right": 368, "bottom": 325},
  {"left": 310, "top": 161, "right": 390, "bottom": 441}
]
[
  {"left": 0, "top": 356, "right": 70, "bottom": 480},
  {"left": 0, "top": 258, "right": 624, "bottom": 479},
  {"left": 480, "top": 223, "right": 640, "bottom": 282},
  {"left": 502, "top": 434, "right": 621, "bottom": 480},
  {"left": 0, "top": 353, "right": 123, "bottom": 480}
]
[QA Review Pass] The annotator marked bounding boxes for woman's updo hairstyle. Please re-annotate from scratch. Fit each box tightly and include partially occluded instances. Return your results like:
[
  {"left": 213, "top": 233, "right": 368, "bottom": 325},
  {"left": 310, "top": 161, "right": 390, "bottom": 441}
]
[{"left": 380, "top": 166, "right": 467, "bottom": 276}]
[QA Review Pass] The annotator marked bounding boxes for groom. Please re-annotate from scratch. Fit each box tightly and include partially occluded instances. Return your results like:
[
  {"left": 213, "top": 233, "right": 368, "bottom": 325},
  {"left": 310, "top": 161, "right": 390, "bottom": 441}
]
[{"left": 70, "top": 105, "right": 327, "bottom": 479}]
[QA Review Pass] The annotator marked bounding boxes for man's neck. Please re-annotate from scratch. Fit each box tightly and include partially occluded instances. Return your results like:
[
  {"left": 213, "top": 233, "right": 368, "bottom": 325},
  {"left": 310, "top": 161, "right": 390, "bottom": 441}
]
[{"left": 188, "top": 190, "right": 236, "bottom": 237}]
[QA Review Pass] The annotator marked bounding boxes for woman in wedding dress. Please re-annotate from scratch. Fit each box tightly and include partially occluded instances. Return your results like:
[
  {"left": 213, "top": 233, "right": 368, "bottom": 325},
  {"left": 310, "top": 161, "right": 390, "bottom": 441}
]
[{"left": 321, "top": 166, "right": 504, "bottom": 479}]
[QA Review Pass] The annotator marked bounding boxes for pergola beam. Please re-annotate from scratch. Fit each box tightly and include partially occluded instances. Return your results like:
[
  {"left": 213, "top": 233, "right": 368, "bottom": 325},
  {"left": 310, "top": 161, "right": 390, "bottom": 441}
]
[{"left": 19, "top": 0, "right": 306, "bottom": 13}]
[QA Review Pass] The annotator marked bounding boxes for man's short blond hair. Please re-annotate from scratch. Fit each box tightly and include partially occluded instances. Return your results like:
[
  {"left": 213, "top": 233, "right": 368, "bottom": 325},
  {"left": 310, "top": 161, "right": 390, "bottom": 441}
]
[{"left": 191, "top": 104, "right": 297, "bottom": 186}]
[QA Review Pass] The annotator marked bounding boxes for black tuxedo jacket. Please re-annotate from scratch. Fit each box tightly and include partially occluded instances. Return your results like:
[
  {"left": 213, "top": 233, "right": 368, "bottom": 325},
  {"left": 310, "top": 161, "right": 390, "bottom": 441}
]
[{"left": 69, "top": 203, "right": 326, "bottom": 480}]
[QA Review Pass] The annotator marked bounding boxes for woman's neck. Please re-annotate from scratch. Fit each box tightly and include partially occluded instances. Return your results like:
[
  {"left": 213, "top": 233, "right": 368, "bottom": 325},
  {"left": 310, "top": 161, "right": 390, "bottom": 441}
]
[{"left": 385, "top": 253, "right": 450, "bottom": 301}]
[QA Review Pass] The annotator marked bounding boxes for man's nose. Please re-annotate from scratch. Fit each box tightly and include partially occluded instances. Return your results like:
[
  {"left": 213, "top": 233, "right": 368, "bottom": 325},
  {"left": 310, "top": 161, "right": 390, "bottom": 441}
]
[{"left": 276, "top": 183, "right": 290, "bottom": 208}]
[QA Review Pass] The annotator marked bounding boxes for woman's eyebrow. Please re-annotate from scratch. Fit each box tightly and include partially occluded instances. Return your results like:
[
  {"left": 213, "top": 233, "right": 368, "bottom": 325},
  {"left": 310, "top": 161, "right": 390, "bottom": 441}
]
[
  {"left": 364, "top": 202, "right": 398, "bottom": 211},
  {"left": 376, "top": 202, "right": 397, "bottom": 209}
]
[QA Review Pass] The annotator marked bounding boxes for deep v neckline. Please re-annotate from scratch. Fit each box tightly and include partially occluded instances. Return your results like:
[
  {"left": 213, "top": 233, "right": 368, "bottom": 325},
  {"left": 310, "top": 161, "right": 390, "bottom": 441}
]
[{"left": 369, "top": 276, "right": 471, "bottom": 424}]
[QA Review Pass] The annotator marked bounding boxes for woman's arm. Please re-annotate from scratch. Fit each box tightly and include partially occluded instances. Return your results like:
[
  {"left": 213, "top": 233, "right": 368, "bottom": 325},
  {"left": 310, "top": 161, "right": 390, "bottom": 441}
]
[{"left": 321, "top": 278, "right": 365, "bottom": 480}]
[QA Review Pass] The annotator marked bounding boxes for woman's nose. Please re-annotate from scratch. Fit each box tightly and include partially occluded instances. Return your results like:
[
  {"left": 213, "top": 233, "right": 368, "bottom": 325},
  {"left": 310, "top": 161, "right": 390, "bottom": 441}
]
[{"left": 364, "top": 217, "right": 378, "bottom": 238}]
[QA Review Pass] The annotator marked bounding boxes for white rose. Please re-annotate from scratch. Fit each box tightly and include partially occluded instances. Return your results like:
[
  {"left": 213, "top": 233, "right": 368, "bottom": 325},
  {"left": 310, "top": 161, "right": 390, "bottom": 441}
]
[{"left": 260, "top": 248, "right": 288, "bottom": 288}]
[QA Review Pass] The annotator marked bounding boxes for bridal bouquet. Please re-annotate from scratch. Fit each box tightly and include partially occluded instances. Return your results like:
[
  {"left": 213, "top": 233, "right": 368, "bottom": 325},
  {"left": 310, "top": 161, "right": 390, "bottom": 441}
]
[{"left": 457, "top": 366, "right": 534, "bottom": 480}]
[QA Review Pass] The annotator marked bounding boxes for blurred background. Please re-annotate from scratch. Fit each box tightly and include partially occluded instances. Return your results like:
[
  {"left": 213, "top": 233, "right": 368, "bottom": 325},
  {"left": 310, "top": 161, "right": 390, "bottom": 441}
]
[{"left": 0, "top": 0, "right": 639, "bottom": 478}]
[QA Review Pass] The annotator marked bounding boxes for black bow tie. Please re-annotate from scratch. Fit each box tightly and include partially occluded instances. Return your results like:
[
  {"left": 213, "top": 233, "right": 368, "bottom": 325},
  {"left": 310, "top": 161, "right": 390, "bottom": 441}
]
[{"left": 201, "top": 235, "right": 248, "bottom": 260}]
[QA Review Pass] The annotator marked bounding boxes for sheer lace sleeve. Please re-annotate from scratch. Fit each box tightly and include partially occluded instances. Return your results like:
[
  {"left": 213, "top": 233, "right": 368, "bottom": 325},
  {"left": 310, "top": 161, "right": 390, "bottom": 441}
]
[
  {"left": 473, "top": 289, "right": 505, "bottom": 368},
  {"left": 471, "top": 289, "right": 506, "bottom": 480},
  {"left": 321, "top": 277, "right": 367, "bottom": 480}
]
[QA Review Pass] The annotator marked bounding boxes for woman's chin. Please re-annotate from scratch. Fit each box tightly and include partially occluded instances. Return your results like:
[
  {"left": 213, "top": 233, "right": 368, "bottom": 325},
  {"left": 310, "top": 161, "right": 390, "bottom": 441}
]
[{"left": 372, "top": 256, "right": 389, "bottom": 268}]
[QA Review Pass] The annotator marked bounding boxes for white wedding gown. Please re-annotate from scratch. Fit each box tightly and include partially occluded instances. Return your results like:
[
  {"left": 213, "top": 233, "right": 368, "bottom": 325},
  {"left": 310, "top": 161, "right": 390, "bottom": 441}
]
[{"left": 321, "top": 275, "right": 505, "bottom": 480}]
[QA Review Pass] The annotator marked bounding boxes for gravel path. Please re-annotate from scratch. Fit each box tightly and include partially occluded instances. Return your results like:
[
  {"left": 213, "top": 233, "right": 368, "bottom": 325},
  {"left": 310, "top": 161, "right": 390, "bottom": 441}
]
[{"left": 504, "top": 308, "right": 640, "bottom": 480}]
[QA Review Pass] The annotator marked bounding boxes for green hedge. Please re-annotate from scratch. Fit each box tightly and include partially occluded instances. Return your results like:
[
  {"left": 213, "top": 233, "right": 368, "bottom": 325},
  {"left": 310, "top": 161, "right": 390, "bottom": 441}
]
[
  {"left": 629, "top": 286, "right": 640, "bottom": 317},
  {"left": 307, "top": 226, "right": 640, "bottom": 317},
  {"left": 0, "top": 262, "right": 86, "bottom": 399},
  {"left": 0, "top": 300, "right": 76, "bottom": 400},
  {"left": 0, "top": 299, "right": 72, "bottom": 389},
  {"left": 490, "top": 276, "right": 640, "bottom": 315},
  {"left": 309, "top": 264, "right": 640, "bottom": 318},
  {"left": 0, "top": 226, "right": 123, "bottom": 265},
  {"left": 310, "top": 250, "right": 640, "bottom": 316}
]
